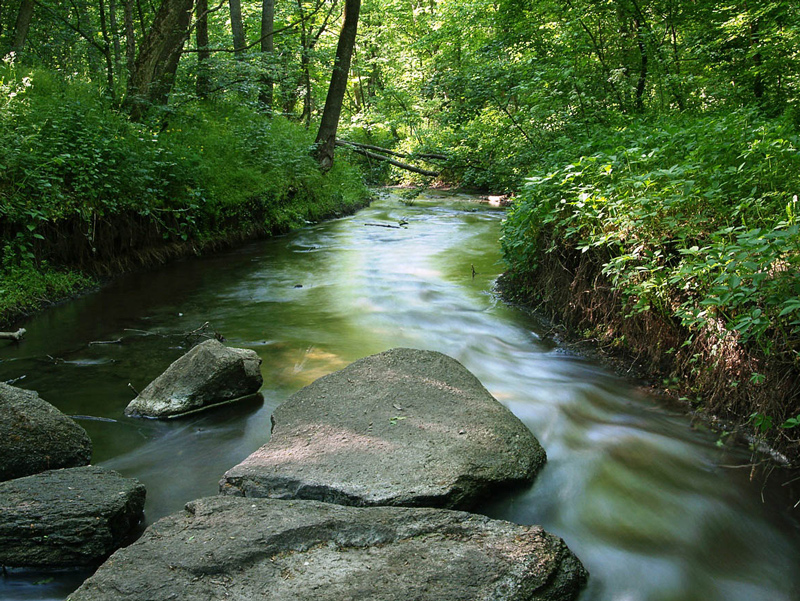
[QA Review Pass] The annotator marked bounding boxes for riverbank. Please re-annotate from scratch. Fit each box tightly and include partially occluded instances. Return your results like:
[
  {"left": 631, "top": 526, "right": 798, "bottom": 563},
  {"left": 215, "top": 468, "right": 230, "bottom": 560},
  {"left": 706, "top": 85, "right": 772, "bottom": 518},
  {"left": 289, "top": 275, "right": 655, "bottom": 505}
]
[
  {"left": 0, "top": 65, "right": 370, "bottom": 328},
  {"left": 499, "top": 109, "right": 800, "bottom": 465}
]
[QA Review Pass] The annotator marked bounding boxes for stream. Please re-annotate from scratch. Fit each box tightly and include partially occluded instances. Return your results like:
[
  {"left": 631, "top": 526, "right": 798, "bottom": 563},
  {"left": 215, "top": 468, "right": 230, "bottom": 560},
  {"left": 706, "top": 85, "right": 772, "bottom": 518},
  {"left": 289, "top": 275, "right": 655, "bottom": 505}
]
[{"left": 1, "top": 190, "right": 799, "bottom": 601}]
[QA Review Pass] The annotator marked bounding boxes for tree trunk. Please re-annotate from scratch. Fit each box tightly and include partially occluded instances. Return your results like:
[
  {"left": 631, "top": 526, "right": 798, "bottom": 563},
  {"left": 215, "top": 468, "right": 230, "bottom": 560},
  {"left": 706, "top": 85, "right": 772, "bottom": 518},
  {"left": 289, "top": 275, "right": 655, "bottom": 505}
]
[
  {"left": 109, "top": 0, "right": 123, "bottom": 80},
  {"left": 98, "top": 0, "right": 116, "bottom": 99},
  {"left": 123, "top": 0, "right": 136, "bottom": 80},
  {"left": 229, "top": 0, "right": 245, "bottom": 59},
  {"left": 634, "top": 17, "right": 647, "bottom": 112},
  {"left": 11, "top": 0, "right": 35, "bottom": 55},
  {"left": 124, "top": 0, "right": 194, "bottom": 121},
  {"left": 196, "top": 0, "right": 210, "bottom": 97},
  {"left": 314, "top": 0, "right": 360, "bottom": 171},
  {"left": 751, "top": 19, "right": 764, "bottom": 100},
  {"left": 258, "top": 0, "right": 274, "bottom": 110}
]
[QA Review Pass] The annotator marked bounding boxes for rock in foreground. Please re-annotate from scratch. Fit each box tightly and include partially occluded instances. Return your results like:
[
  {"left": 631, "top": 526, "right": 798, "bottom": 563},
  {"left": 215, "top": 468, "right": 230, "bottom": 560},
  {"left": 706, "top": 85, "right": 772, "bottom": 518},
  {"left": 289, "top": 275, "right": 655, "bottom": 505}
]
[
  {"left": 68, "top": 496, "right": 587, "bottom": 601},
  {"left": 0, "top": 466, "right": 145, "bottom": 568},
  {"left": 221, "top": 348, "right": 545, "bottom": 508},
  {"left": 125, "top": 339, "right": 263, "bottom": 418},
  {"left": 0, "top": 382, "right": 92, "bottom": 481}
]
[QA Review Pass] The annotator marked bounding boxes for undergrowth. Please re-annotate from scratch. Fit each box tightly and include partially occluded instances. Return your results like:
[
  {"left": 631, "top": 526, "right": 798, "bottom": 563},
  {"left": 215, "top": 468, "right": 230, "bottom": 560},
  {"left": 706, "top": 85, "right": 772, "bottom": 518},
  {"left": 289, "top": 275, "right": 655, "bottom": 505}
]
[
  {"left": 0, "top": 63, "right": 368, "bottom": 326},
  {"left": 502, "top": 109, "right": 800, "bottom": 458}
]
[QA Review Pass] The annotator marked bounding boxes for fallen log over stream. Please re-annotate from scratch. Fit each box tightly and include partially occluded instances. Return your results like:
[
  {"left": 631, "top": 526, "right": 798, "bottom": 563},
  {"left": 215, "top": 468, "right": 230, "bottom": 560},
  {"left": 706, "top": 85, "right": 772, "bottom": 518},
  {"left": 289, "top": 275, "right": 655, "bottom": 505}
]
[{"left": 336, "top": 139, "right": 443, "bottom": 177}]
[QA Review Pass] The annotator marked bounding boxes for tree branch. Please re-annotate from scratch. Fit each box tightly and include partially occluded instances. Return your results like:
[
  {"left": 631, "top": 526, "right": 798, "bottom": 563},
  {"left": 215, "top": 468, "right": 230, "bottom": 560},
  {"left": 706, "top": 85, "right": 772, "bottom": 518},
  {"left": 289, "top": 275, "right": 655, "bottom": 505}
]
[
  {"left": 0, "top": 328, "right": 26, "bottom": 341},
  {"left": 336, "top": 141, "right": 440, "bottom": 177}
]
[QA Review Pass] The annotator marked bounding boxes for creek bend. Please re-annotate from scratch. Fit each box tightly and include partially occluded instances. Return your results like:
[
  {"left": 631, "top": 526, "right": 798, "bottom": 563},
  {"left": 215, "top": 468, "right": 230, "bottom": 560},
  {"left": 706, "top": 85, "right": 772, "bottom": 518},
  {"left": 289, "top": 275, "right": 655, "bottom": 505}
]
[{"left": 1, "top": 190, "right": 798, "bottom": 601}]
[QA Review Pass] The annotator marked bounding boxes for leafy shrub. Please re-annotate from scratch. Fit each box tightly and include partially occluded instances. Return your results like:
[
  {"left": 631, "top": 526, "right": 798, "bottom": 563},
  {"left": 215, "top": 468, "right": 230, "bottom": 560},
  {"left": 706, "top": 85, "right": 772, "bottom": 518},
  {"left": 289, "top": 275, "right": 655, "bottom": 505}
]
[
  {"left": 503, "top": 109, "right": 800, "bottom": 363},
  {"left": 0, "top": 64, "right": 367, "bottom": 324}
]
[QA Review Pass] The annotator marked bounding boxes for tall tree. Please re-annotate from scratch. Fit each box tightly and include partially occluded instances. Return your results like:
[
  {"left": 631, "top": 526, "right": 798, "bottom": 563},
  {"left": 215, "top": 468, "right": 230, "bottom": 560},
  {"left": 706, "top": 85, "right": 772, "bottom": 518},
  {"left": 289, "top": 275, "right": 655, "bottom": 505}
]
[
  {"left": 314, "top": 0, "right": 360, "bottom": 170},
  {"left": 0, "top": 0, "right": 5, "bottom": 45},
  {"left": 258, "top": 0, "right": 274, "bottom": 109},
  {"left": 123, "top": 0, "right": 136, "bottom": 79},
  {"left": 124, "top": 0, "right": 194, "bottom": 120},
  {"left": 196, "top": 0, "right": 210, "bottom": 97},
  {"left": 98, "top": 0, "right": 116, "bottom": 97},
  {"left": 11, "top": 0, "right": 35, "bottom": 55},
  {"left": 108, "top": 0, "right": 123, "bottom": 80},
  {"left": 229, "top": 0, "right": 245, "bottom": 58}
]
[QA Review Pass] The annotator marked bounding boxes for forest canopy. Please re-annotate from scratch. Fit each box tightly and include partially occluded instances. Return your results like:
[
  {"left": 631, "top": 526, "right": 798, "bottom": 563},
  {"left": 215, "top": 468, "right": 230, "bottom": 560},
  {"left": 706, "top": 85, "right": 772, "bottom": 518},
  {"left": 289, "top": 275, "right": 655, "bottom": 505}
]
[{"left": 1, "top": 0, "right": 799, "bottom": 451}]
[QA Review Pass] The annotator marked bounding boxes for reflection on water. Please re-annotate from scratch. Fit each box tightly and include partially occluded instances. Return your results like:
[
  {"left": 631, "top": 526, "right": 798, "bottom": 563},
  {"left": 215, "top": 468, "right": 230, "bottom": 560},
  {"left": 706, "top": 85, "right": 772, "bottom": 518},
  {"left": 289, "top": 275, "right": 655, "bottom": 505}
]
[{"left": 1, "top": 190, "right": 798, "bottom": 601}]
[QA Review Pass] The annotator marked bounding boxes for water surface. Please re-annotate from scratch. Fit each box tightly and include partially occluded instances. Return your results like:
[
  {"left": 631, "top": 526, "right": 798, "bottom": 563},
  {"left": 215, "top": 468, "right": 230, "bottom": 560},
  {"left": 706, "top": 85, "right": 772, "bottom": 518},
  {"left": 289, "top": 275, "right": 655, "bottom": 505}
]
[{"left": 1, "top": 191, "right": 798, "bottom": 600}]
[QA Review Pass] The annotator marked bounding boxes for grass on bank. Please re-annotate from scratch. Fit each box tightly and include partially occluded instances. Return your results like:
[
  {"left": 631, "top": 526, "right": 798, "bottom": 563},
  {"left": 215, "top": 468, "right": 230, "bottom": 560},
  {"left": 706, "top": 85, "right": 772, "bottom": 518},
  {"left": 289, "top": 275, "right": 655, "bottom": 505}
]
[
  {"left": 501, "top": 108, "right": 800, "bottom": 457},
  {"left": 0, "top": 64, "right": 368, "bottom": 326}
]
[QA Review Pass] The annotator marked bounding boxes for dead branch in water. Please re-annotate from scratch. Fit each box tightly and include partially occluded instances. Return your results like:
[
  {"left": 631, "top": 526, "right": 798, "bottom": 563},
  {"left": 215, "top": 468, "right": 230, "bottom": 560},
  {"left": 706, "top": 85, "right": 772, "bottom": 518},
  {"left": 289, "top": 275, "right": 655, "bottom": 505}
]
[{"left": 0, "top": 328, "right": 26, "bottom": 341}]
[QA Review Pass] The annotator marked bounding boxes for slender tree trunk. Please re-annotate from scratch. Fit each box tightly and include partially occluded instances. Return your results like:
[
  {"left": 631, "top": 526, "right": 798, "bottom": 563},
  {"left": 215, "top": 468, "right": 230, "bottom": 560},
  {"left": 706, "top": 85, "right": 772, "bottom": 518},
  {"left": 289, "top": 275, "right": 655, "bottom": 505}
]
[
  {"left": 314, "top": 0, "right": 360, "bottom": 171},
  {"left": 124, "top": 0, "right": 194, "bottom": 121},
  {"left": 300, "top": 48, "right": 312, "bottom": 126},
  {"left": 229, "top": 0, "right": 245, "bottom": 58},
  {"left": 196, "top": 0, "right": 210, "bottom": 97},
  {"left": 295, "top": 0, "right": 311, "bottom": 123},
  {"left": 123, "top": 0, "right": 136, "bottom": 80},
  {"left": 136, "top": 0, "right": 146, "bottom": 35},
  {"left": 634, "top": 17, "right": 647, "bottom": 112},
  {"left": 751, "top": 19, "right": 764, "bottom": 99},
  {"left": 109, "top": 0, "right": 123, "bottom": 79},
  {"left": 258, "top": 0, "right": 274, "bottom": 110},
  {"left": 0, "top": 0, "right": 5, "bottom": 43},
  {"left": 12, "top": 0, "right": 35, "bottom": 55},
  {"left": 98, "top": 0, "right": 116, "bottom": 99}
]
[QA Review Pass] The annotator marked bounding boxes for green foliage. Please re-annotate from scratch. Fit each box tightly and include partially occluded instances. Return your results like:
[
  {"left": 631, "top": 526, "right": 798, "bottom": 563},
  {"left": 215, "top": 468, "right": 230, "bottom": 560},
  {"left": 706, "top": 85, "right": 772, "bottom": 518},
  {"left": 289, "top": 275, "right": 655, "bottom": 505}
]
[
  {"left": 503, "top": 109, "right": 800, "bottom": 362},
  {"left": 0, "top": 260, "right": 93, "bottom": 324},
  {"left": 0, "top": 62, "right": 367, "bottom": 325}
]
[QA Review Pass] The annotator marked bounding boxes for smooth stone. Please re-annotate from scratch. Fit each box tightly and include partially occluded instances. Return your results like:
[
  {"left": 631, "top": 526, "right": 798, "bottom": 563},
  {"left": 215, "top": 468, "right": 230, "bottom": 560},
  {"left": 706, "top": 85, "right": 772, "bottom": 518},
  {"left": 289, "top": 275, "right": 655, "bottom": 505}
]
[
  {"left": 67, "top": 496, "right": 587, "bottom": 601},
  {"left": 0, "top": 465, "right": 145, "bottom": 568},
  {"left": 0, "top": 382, "right": 92, "bottom": 481},
  {"left": 221, "top": 348, "right": 546, "bottom": 509},
  {"left": 125, "top": 338, "right": 262, "bottom": 418}
]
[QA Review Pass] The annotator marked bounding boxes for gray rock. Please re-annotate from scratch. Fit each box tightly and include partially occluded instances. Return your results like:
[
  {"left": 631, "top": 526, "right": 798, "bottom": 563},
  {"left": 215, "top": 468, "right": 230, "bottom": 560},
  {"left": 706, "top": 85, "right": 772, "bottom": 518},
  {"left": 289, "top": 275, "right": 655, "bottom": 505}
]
[
  {"left": 67, "top": 496, "right": 587, "bottom": 601},
  {"left": 0, "top": 465, "right": 145, "bottom": 568},
  {"left": 0, "top": 382, "right": 92, "bottom": 481},
  {"left": 125, "top": 339, "right": 263, "bottom": 418},
  {"left": 221, "top": 348, "right": 545, "bottom": 509}
]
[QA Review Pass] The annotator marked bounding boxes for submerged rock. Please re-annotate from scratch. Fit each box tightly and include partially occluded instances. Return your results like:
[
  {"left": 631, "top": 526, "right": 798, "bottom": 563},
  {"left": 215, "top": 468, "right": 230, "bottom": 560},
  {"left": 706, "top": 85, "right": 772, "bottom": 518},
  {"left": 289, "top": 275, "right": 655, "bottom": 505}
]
[
  {"left": 221, "top": 348, "right": 545, "bottom": 509},
  {"left": 0, "top": 382, "right": 92, "bottom": 481},
  {"left": 125, "top": 339, "right": 263, "bottom": 418},
  {"left": 0, "top": 465, "right": 145, "bottom": 568},
  {"left": 68, "top": 496, "right": 587, "bottom": 601}
]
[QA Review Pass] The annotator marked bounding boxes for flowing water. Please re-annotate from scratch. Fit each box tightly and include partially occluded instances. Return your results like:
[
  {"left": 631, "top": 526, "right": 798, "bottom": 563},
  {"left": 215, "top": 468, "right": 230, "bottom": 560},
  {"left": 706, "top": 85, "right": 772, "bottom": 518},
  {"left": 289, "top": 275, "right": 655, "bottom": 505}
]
[{"left": 1, "top": 190, "right": 798, "bottom": 601}]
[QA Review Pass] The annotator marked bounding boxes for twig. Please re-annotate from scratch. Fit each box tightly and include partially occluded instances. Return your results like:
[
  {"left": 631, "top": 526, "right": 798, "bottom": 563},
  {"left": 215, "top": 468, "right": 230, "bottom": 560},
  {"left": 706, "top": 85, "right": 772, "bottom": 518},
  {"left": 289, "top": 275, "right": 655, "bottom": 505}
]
[
  {"left": 128, "top": 383, "right": 140, "bottom": 396},
  {"left": 364, "top": 223, "right": 406, "bottom": 229},
  {"left": 89, "top": 337, "right": 123, "bottom": 345},
  {"left": 184, "top": 322, "right": 211, "bottom": 337}
]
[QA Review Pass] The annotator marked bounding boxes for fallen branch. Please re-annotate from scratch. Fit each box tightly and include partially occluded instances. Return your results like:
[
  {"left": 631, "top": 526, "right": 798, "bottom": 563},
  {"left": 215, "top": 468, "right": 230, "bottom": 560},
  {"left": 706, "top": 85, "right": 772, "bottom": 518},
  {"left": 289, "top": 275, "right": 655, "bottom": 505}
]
[
  {"left": 365, "top": 223, "right": 406, "bottom": 229},
  {"left": 89, "top": 337, "right": 122, "bottom": 345},
  {"left": 337, "top": 140, "right": 447, "bottom": 162},
  {"left": 0, "top": 328, "right": 26, "bottom": 341},
  {"left": 336, "top": 141, "right": 441, "bottom": 177}
]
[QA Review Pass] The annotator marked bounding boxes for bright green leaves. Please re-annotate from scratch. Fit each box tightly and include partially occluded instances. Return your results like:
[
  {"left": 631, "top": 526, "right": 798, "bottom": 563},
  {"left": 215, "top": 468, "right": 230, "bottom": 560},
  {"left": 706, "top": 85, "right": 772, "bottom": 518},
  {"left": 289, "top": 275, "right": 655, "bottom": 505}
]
[{"left": 502, "top": 109, "right": 800, "bottom": 363}]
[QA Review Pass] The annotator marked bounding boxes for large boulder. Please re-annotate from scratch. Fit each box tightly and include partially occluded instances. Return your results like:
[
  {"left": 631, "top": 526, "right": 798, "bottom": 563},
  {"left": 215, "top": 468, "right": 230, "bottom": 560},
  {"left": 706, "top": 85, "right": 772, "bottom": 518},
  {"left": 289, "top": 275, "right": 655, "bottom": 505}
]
[
  {"left": 0, "top": 382, "right": 92, "bottom": 481},
  {"left": 221, "top": 348, "right": 545, "bottom": 509},
  {"left": 68, "top": 496, "right": 587, "bottom": 601},
  {"left": 125, "top": 339, "right": 263, "bottom": 418},
  {"left": 0, "top": 465, "right": 146, "bottom": 568}
]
